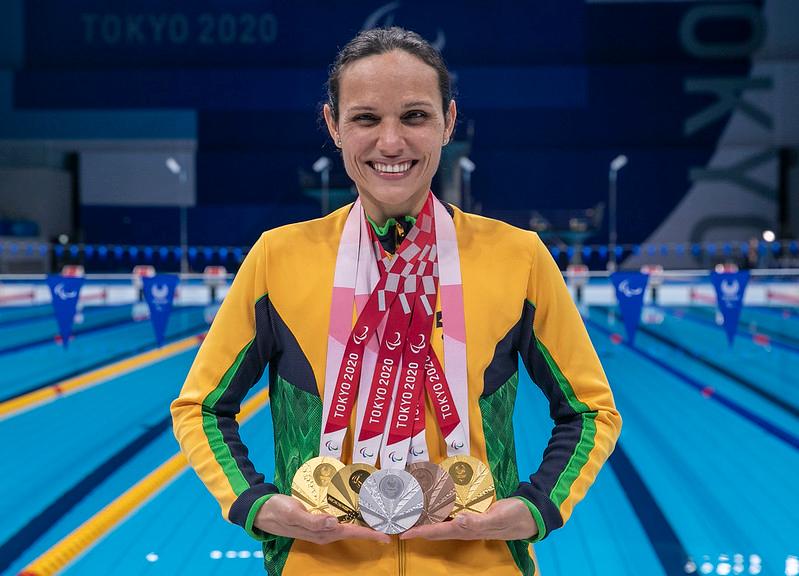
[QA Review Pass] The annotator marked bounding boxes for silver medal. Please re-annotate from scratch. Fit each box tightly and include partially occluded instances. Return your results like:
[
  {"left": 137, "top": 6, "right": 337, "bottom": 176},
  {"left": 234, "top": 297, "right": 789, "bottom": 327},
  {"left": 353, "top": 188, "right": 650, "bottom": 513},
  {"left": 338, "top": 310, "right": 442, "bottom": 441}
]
[{"left": 359, "top": 469, "right": 424, "bottom": 534}]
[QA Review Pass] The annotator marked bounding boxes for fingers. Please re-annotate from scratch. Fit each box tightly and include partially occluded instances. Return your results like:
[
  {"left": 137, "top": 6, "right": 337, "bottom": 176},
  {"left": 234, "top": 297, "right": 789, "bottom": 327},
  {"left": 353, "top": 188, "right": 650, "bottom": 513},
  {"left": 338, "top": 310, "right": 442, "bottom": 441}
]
[
  {"left": 400, "top": 511, "right": 509, "bottom": 541},
  {"left": 400, "top": 517, "right": 482, "bottom": 541},
  {"left": 292, "top": 523, "right": 391, "bottom": 545},
  {"left": 335, "top": 524, "right": 392, "bottom": 544},
  {"left": 295, "top": 511, "right": 338, "bottom": 532}
]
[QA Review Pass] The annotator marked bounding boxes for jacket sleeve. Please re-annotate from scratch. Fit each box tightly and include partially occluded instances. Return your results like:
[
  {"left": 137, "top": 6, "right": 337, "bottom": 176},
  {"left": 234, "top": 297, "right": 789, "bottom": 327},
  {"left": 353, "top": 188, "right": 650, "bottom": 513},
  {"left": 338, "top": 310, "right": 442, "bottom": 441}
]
[
  {"left": 170, "top": 232, "right": 279, "bottom": 540},
  {"left": 510, "top": 233, "right": 622, "bottom": 542}
]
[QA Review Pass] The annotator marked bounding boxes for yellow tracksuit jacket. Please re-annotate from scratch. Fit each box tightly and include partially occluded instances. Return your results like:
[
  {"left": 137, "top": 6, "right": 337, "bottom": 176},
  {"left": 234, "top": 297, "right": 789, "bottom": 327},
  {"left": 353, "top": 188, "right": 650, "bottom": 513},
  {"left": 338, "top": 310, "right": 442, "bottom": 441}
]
[{"left": 171, "top": 203, "right": 621, "bottom": 575}]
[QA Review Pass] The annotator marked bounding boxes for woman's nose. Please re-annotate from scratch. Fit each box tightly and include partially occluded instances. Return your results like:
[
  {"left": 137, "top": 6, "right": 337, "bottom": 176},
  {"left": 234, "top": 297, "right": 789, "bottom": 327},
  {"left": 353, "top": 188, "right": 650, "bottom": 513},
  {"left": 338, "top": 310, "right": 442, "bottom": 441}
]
[{"left": 377, "top": 120, "right": 403, "bottom": 154}]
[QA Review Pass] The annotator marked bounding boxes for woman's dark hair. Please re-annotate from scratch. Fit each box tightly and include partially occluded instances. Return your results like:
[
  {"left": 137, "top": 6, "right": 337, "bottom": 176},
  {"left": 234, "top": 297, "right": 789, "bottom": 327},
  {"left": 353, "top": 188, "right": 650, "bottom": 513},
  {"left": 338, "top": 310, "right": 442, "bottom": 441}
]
[{"left": 326, "top": 27, "right": 453, "bottom": 122}]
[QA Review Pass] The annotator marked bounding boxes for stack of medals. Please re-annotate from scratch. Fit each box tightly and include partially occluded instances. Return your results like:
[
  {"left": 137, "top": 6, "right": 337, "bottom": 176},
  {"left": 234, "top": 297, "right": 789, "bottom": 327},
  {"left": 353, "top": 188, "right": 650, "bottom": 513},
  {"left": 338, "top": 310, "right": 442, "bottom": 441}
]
[{"left": 290, "top": 194, "right": 495, "bottom": 534}]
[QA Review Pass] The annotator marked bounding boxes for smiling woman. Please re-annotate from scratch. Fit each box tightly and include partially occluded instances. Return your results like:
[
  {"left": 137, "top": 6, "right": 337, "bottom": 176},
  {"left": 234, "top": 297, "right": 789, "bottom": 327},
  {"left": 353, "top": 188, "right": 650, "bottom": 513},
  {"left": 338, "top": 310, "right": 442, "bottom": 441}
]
[
  {"left": 322, "top": 40, "right": 456, "bottom": 224},
  {"left": 172, "top": 26, "right": 621, "bottom": 576}
]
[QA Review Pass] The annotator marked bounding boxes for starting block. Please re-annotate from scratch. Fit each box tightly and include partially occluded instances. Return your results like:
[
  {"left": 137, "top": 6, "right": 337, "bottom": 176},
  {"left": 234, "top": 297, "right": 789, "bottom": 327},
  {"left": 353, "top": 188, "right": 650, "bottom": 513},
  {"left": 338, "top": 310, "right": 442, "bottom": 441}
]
[
  {"left": 132, "top": 265, "right": 156, "bottom": 288},
  {"left": 61, "top": 264, "right": 85, "bottom": 278},
  {"left": 714, "top": 262, "right": 739, "bottom": 273},
  {"left": 204, "top": 266, "right": 228, "bottom": 303},
  {"left": 566, "top": 264, "right": 589, "bottom": 304},
  {"left": 640, "top": 264, "right": 664, "bottom": 286},
  {"left": 566, "top": 264, "right": 589, "bottom": 287},
  {"left": 203, "top": 266, "right": 228, "bottom": 286},
  {"left": 132, "top": 265, "right": 156, "bottom": 303}
]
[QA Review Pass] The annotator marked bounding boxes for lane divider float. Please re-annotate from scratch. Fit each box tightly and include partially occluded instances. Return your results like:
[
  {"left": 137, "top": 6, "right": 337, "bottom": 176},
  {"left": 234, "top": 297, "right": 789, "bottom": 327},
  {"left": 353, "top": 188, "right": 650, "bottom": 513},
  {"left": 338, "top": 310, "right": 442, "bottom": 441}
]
[{"left": 19, "top": 387, "right": 269, "bottom": 576}]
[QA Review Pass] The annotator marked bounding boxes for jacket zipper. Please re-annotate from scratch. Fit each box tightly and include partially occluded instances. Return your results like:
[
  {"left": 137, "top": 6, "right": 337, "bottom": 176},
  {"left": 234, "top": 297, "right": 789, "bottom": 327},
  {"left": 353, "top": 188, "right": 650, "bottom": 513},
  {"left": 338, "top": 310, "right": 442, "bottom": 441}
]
[{"left": 397, "top": 536, "right": 405, "bottom": 576}]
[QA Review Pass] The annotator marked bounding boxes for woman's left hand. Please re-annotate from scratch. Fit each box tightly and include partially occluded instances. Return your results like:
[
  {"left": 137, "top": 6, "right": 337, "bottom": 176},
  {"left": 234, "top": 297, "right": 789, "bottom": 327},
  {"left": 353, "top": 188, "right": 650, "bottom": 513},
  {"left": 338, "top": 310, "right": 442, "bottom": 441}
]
[{"left": 399, "top": 498, "right": 539, "bottom": 541}]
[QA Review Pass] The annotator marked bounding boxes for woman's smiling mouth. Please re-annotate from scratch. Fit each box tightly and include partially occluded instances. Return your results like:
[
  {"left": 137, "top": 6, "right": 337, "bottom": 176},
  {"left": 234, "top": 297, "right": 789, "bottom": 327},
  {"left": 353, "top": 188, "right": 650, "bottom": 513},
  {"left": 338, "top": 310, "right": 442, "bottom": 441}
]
[{"left": 367, "top": 160, "right": 419, "bottom": 178}]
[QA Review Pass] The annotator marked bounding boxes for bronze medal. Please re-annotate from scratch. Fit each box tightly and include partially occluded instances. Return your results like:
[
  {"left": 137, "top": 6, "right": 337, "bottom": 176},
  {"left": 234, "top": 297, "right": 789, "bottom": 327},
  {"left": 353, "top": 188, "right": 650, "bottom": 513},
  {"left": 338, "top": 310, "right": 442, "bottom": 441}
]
[
  {"left": 290, "top": 456, "right": 344, "bottom": 514},
  {"left": 325, "top": 463, "right": 377, "bottom": 526},
  {"left": 440, "top": 455, "right": 495, "bottom": 517},
  {"left": 406, "top": 461, "right": 456, "bottom": 525}
]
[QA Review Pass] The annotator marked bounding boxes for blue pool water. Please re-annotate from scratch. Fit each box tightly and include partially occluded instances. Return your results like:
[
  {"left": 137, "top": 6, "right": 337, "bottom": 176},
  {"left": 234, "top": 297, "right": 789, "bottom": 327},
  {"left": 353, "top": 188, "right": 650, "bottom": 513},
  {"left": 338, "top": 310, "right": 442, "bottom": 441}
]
[{"left": 1, "top": 301, "right": 797, "bottom": 575}]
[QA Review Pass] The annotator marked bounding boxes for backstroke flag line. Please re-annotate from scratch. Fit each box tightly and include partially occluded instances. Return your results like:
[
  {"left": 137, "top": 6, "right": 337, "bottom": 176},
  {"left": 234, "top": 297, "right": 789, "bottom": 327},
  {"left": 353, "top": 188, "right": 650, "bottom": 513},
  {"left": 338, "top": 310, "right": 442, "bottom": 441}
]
[
  {"left": 611, "top": 272, "right": 649, "bottom": 345},
  {"left": 710, "top": 271, "right": 750, "bottom": 346},
  {"left": 46, "top": 275, "right": 84, "bottom": 349},
  {"left": 143, "top": 274, "right": 180, "bottom": 347}
]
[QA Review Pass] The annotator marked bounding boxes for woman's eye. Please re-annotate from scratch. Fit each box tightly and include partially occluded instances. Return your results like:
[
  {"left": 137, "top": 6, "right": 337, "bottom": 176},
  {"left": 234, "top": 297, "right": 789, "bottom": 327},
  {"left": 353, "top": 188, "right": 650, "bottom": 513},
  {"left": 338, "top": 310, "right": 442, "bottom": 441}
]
[
  {"left": 403, "top": 111, "right": 428, "bottom": 122},
  {"left": 353, "top": 114, "right": 378, "bottom": 124}
]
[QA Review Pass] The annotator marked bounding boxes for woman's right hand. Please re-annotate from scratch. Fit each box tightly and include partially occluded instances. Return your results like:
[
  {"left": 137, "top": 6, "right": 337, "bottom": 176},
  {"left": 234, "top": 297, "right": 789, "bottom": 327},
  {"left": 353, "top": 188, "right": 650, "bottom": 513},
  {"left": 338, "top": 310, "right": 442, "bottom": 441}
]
[{"left": 253, "top": 494, "right": 392, "bottom": 545}]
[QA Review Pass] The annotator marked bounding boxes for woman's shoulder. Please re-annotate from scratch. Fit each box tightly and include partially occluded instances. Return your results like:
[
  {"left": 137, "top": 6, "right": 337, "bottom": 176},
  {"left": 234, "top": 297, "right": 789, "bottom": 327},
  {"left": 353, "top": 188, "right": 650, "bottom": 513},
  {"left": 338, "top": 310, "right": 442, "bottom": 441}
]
[
  {"left": 260, "top": 204, "right": 352, "bottom": 250},
  {"left": 451, "top": 205, "right": 541, "bottom": 252}
]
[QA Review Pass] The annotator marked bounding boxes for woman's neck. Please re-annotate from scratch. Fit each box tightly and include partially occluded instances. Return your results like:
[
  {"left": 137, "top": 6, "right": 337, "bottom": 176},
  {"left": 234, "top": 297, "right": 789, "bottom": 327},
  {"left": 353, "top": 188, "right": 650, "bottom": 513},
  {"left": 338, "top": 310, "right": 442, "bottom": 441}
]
[{"left": 358, "top": 192, "right": 429, "bottom": 228}]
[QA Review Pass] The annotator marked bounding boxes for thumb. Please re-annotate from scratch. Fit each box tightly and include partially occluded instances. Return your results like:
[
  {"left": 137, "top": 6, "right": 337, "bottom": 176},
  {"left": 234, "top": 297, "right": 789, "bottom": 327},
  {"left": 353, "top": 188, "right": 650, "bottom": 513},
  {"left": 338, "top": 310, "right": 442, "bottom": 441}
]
[
  {"left": 303, "top": 512, "right": 338, "bottom": 531},
  {"left": 455, "top": 513, "right": 485, "bottom": 532}
]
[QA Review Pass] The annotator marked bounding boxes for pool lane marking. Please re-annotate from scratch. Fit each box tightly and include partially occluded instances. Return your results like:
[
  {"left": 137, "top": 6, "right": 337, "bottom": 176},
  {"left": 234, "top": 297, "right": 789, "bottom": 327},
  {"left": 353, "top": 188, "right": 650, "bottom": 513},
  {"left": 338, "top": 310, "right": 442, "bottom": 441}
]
[
  {"left": 608, "top": 444, "right": 689, "bottom": 576},
  {"left": 665, "top": 306, "right": 799, "bottom": 352},
  {"left": 1, "top": 323, "right": 209, "bottom": 405},
  {"left": 0, "top": 305, "right": 203, "bottom": 357},
  {"left": 598, "top": 306, "right": 799, "bottom": 420},
  {"left": 0, "top": 416, "right": 172, "bottom": 573},
  {"left": 585, "top": 317, "right": 799, "bottom": 451},
  {"left": 0, "top": 333, "right": 205, "bottom": 421},
  {"left": 18, "top": 387, "right": 269, "bottom": 576},
  {"left": 767, "top": 289, "right": 799, "bottom": 305}
]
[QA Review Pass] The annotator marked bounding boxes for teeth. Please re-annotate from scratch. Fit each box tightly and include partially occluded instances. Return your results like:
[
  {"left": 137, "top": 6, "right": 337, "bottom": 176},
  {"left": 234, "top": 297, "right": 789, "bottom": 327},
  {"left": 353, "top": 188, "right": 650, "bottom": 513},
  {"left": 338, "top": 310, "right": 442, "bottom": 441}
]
[{"left": 373, "top": 161, "right": 412, "bottom": 174}]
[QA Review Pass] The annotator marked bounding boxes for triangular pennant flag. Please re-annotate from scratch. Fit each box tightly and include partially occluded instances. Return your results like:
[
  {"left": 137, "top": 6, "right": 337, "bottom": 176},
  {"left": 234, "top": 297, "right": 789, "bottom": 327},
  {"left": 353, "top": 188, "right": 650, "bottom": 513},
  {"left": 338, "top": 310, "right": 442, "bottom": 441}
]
[
  {"left": 142, "top": 274, "right": 179, "bottom": 347},
  {"left": 710, "top": 271, "right": 750, "bottom": 346},
  {"left": 611, "top": 272, "right": 649, "bottom": 345},
  {"left": 47, "top": 275, "right": 84, "bottom": 349}
]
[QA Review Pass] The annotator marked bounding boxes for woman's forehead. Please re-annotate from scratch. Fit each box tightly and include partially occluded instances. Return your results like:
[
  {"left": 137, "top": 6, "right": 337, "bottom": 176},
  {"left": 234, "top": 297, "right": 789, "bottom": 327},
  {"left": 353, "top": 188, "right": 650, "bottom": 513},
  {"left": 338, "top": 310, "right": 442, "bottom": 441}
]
[{"left": 338, "top": 50, "right": 440, "bottom": 108}]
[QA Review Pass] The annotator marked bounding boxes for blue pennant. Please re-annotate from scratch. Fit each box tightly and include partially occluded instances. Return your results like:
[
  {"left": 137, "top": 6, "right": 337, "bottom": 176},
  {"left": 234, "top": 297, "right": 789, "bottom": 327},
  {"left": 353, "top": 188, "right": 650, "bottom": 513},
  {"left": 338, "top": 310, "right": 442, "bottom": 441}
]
[
  {"left": 710, "top": 271, "right": 750, "bottom": 346},
  {"left": 142, "top": 275, "right": 180, "bottom": 347},
  {"left": 611, "top": 272, "right": 649, "bottom": 345},
  {"left": 47, "top": 275, "right": 84, "bottom": 349}
]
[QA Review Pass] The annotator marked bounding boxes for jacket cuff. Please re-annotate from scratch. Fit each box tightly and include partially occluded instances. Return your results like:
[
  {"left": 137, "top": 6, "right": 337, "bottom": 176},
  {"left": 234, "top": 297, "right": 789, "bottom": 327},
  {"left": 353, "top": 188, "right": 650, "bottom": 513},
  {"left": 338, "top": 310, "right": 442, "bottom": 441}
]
[
  {"left": 510, "top": 496, "right": 547, "bottom": 543},
  {"left": 510, "top": 481, "right": 563, "bottom": 542},
  {"left": 228, "top": 483, "right": 280, "bottom": 541}
]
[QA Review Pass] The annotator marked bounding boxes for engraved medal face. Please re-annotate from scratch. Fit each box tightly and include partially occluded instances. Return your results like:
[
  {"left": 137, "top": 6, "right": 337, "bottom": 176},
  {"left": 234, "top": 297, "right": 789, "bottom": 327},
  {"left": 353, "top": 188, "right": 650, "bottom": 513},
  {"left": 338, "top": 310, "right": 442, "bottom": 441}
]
[
  {"left": 440, "top": 455, "right": 495, "bottom": 517},
  {"left": 406, "top": 462, "right": 455, "bottom": 525},
  {"left": 360, "top": 469, "right": 424, "bottom": 534},
  {"left": 290, "top": 456, "right": 345, "bottom": 514},
  {"left": 326, "top": 463, "right": 377, "bottom": 526}
]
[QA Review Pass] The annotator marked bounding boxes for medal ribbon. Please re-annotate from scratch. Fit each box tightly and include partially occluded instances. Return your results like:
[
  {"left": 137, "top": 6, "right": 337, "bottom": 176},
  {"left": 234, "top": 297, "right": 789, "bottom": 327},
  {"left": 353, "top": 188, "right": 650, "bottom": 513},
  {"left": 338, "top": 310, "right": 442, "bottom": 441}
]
[
  {"left": 320, "top": 197, "right": 434, "bottom": 459},
  {"left": 353, "top": 209, "right": 439, "bottom": 465},
  {"left": 321, "top": 193, "right": 470, "bottom": 463},
  {"left": 352, "top": 267, "right": 419, "bottom": 464},
  {"left": 380, "top": 240, "right": 439, "bottom": 469}
]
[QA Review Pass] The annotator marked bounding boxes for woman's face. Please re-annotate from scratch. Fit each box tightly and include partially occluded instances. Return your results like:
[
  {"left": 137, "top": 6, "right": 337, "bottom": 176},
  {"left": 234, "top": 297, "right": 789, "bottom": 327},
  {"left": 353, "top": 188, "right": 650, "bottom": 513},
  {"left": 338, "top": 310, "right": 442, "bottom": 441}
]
[{"left": 324, "top": 50, "right": 456, "bottom": 222}]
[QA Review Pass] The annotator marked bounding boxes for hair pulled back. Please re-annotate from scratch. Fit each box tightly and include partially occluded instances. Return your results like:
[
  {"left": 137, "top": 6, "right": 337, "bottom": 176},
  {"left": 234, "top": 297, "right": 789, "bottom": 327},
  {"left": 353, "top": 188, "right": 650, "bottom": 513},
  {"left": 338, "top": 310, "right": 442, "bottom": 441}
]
[{"left": 326, "top": 27, "right": 453, "bottom": 122}]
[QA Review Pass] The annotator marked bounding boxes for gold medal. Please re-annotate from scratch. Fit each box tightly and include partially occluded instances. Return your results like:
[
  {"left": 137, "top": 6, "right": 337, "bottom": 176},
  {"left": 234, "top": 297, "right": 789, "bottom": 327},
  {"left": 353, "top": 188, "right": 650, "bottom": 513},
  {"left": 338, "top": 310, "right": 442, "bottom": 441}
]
[
  {"left": 325, "top": 463, "right": 377, "bottom": 526},
  {"left": 290, "top": 456, "right": 344, "bottom": 514},
  {"left": 440, "top": 455, "right": 495, "bottom": 516}
]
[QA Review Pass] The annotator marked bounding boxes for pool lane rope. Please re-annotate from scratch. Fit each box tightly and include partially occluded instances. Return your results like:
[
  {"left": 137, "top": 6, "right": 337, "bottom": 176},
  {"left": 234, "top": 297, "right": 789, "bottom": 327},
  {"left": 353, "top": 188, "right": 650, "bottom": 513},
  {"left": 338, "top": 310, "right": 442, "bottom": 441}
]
[
  {"left": 19, "top": 386, "right": 269, "bottom": 576},
  {"left": 0, "top": 333, "right": 205, "bottom": 421}
]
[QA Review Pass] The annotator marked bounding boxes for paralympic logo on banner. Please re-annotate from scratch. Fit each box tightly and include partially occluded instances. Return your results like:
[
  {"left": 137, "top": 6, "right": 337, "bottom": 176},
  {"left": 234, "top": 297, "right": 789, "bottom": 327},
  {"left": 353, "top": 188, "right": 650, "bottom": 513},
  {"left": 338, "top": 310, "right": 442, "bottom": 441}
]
[
  {"left": 710, "top": 271, "right": 750, "bottom": 346},
  {"left": 610, "top": 272, "right": 649, "bottom": 346},
  {"left": 143, "top": 274, "right": 179, "bottom": 347},
  {"left": 46, "top": 275, "right": 84, "bottom": 349}
]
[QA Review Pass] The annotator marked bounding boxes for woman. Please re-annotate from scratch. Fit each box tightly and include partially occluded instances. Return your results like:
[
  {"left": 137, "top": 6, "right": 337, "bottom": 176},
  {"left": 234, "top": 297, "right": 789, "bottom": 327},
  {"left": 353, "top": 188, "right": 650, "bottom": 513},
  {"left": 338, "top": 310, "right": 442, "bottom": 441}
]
[{"left": 172, "top": 27, "right": 621, "bottom": 576}]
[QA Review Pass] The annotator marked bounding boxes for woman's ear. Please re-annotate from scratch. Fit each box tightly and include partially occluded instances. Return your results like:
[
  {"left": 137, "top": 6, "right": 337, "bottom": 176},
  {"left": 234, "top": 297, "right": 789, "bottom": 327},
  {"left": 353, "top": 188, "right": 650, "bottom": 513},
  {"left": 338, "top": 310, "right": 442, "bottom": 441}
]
[
  {"left": 444, "top": 99, "right": 457, "bottom": 143},
  {"left": 323, "top": 103, "right": 340, "bottom": 146}
]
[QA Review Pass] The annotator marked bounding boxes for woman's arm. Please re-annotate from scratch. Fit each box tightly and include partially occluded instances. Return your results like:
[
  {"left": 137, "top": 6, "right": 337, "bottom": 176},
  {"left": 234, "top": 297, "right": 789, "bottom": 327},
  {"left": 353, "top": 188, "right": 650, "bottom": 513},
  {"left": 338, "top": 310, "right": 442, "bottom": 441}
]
[
  {"left": 509, "top": 233, "right": 622, "bottom": 542},
  {"left": 170, "top": 233, "right": 279, "bottom": 539}
]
